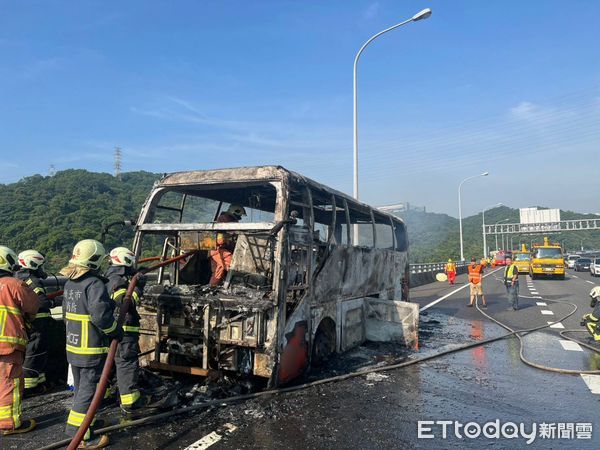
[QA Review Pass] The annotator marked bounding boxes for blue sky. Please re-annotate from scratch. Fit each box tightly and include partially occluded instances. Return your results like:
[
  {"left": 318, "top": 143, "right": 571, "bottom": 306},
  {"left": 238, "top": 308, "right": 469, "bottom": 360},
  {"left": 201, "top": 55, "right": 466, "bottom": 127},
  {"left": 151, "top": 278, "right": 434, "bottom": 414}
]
[{"left": 1, "top": 0, "right": 599, "bottom": 216}]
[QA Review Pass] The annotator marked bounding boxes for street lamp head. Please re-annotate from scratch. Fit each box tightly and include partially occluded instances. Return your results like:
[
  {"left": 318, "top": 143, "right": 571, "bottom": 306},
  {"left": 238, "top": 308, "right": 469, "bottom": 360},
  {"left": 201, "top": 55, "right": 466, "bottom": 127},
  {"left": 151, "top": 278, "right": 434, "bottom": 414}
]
[
  {"left": 412, "top": 8, "right": 432, "bottom": 21},
  {"left": 481, "top": 171, "right": 489, "bottom": 176}
]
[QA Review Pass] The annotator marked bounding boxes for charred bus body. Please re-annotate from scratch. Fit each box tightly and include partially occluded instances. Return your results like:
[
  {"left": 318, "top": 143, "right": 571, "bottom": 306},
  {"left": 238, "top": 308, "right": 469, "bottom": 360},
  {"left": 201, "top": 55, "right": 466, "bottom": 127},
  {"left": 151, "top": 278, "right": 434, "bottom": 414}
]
[{"left": 133, "top": 166, "right": 411, "bottom": 386}]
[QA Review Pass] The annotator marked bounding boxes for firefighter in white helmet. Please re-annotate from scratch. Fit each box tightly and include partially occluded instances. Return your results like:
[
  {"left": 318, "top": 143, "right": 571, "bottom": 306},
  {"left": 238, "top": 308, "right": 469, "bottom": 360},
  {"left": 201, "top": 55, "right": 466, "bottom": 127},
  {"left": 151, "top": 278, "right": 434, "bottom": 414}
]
[
  {"left": 104, "top": 247, "right": 150, "bottom": 413},
  {"left": 0, "top": 245, "right": 39, "bottom": 435},
  {"left": 60, "top": 239, "right": 122, "bottom": 448},
  {"left": 15, "top": 250, "right": 59, "bottom": 394}
]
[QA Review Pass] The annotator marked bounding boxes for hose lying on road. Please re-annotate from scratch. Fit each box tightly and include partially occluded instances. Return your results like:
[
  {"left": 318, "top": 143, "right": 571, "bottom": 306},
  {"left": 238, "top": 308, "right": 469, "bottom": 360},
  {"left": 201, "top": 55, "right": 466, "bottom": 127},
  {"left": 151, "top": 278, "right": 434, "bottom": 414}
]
[
  {"left": 40, "top": 289, "right": 595, "bottom": 449},
  {"left": 39, "top": 276, "right": 599, "bottom": 449}
]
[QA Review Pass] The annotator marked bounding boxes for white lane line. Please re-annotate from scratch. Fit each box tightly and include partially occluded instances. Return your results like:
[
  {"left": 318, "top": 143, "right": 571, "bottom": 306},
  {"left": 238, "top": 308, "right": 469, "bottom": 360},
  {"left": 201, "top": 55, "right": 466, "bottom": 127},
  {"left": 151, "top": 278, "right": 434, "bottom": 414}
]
[
  {"left": 559, "top": 340, "right": 583, "bottom": 352},
  {"left": 420, "top": 268, "right": 502, "bottom": 312},
  {"left": 185, "top": 423, "right": 238, "bottom": 450},
  {"left": 536, "top": 302, "right": 547, "bottom": 306},
  {"left": 586, "top": 280, "right": 596, "bottom": 285},
  {"left": 541, "top": 310, "right": 554, "bottom": 315},
  {"left": 581, "top": 374, "right": 600, "bottom": 394},
  {"left": 531, "top": 291, "right": 539, "bottom": 295},
  {"left": 547, "top": 321, "right": 565, "bottom": 329},
  {"left": 573, "top": 275, "right": 579, "bottom": 278}
]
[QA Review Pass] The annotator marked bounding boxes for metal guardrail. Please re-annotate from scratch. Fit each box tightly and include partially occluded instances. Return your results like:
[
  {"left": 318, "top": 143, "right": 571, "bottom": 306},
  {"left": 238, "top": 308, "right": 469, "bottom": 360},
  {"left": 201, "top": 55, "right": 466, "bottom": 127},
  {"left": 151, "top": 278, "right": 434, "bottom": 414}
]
[{"left": 409, "top": 262, "right": 468, "bottom": 274}]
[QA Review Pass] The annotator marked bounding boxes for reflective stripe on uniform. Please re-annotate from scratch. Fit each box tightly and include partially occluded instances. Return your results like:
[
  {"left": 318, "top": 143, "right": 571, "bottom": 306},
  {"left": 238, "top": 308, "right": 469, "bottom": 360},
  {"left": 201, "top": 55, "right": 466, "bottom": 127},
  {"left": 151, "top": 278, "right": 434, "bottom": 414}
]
[
  {"left": 0, "top": 404, "right": 11, "bottom": 420},
  {"left": 123, "top": 325, "right": 140, "bottom": 333},
  {"left": 586, "top": 322, "right": 600, "bottom": 341},
  {"left": 66, "top": 344, "right": 108, "bottom": 355},
  {"left": 0, "top": 305, "right": 22, "bottom": 316},
  {"left": 25, "top": 279, "right": 33, "bottom": 286},
  {"left": 67, "top": 409, "right": 93, "bottom": 440},
  {"left": 102, "top": 320, "right": 118, "bottom": 335},
  {"left": 35, "top": 312, "right": 51, "bottom": 319},
  {"left": 120, "top": 390, "right": 140, "bottom": 406},
  {"left": 33, "top": 287, "right": 45, "bottom": 295},
  {"left": 111, "top": 288, "right": 140, "bottom": 303},
  {"left": 24, "top": 373, "right": 46, "bottom": 389},
  {"left": 13, "top": 377, "right": 21, "bottom": 429},
  {"left": 0, "top": 336, "right": 28, "bottom": 346}
]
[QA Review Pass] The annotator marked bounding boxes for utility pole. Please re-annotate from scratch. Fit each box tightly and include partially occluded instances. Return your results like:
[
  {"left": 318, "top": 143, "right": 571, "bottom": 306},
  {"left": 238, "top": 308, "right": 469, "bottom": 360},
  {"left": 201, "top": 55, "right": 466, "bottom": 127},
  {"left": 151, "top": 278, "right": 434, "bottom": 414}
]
[{"left": 114, "top": 147, "right": 122, "bottom": 181}]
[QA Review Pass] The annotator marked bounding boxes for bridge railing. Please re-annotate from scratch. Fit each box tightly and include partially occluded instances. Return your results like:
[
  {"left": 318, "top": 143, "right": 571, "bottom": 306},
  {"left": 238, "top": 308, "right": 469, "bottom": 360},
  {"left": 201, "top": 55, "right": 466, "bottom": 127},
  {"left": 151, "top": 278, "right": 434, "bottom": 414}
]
[{"left": 409, "top": 261, "right": 469, "bottom": 288}]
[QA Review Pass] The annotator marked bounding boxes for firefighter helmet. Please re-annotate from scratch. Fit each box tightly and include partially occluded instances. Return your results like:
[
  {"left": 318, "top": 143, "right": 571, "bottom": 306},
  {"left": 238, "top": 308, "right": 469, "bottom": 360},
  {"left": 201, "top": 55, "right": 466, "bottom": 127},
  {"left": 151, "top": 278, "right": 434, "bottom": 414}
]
[
  {"left": 18, "top": 249, "right": 46, "bottom": 270},
  {"left": 70, "top": 239, "right": 106, "bottom": 270},
  {"left": 0, "top": 246, "right": 18, "bottom": 273},
  {"left": 109, "top": 247, "right": 136, "bottom": 267},
  {"left": 591, "top": 286, "right": 600, "bottom": 299},
  {"left": 226, "top": 204, "right": 247, "bottom": 220}
]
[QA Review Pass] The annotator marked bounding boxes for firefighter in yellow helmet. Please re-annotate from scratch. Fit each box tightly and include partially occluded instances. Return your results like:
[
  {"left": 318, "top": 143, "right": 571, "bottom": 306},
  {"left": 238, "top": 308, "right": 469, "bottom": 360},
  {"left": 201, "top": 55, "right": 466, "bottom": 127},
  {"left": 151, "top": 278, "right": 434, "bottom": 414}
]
[
  {"left": 445, "top": 258, "right": 456, "bottom": 285},
  {"left": 210, "top": 204, "right": 247, "bottom": 286},
  {"left": 15, "top": 250, "right": 59, "bottom": 394},
  {"left": 0, "top": 245, "right": 39, "bottom": 436},
  {"left": 104, "top": 247, "right": 150, "bottom": 413},
  {"left": 60, "top": 239, "right": 123, "bottom": 448}
]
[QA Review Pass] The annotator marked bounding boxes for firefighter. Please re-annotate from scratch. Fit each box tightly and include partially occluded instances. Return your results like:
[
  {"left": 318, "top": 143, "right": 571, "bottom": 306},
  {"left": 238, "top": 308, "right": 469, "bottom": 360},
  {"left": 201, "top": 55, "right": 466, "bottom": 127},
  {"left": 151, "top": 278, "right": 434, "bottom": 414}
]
[
  {"left": 503, "top": 256, "right": 519, "bottom": 311},
  {"left": 0, "top": 245, "right": 39, "bottom": 436},
  {"left": 582, "top": 287, "right": 600, "bottom": 342},
  {"left": 60, "top": 239, "right": 123, "bottom": 448},
  {"left": 467, "top": 257, "right": 487, "bottom": 308},
  {"left": 104, "top": 247, "right": 149, "bottom": 413},
  {"left": 445, "top": 259, "right": 456, "bottom": 285},
  {"left": 15, "top": 250, "right": 59, "bottom": 394},
  {"left": 210, "top": 204, "right": 247, "bottom": 286}
]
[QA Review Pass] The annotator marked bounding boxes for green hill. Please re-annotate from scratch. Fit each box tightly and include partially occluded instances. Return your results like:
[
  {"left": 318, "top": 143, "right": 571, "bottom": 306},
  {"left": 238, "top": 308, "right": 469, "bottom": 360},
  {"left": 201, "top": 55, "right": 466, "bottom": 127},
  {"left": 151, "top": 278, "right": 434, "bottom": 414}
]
[
  {"left": 402, "top": 206, "right": 600, "bottom": 263},
  {"left": 1, "top": 170, "right": 599, "bottom": 270},
  {"left": 0, "top": 170, "right": 159, "bottom": 271}
]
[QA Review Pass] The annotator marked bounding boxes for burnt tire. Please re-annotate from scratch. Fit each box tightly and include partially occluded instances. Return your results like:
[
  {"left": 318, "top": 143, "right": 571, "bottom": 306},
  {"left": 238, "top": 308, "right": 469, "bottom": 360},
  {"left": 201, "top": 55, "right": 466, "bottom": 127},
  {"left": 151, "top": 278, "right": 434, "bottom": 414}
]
[{"left": 311, "top": 320, "right": 336, "bottom": 368}]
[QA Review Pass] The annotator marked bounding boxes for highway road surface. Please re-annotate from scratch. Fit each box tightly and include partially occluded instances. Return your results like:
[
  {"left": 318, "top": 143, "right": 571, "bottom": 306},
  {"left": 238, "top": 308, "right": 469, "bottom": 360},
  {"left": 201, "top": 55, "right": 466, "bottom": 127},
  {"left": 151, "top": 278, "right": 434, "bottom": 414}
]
[{"left": 6, "top": 269, "right": 600, "bottom": 449}]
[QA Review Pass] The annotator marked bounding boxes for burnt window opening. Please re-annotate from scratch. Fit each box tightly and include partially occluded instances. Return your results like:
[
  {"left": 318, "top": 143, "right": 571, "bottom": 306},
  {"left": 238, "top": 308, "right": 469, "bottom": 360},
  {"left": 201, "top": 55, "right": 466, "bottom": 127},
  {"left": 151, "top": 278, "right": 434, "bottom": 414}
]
[
  {"left": 374, "top": 213, "right": 395, "bottom": 250},
  {"left": 348, "top": 206, "right": 374, "bottom": 248}
]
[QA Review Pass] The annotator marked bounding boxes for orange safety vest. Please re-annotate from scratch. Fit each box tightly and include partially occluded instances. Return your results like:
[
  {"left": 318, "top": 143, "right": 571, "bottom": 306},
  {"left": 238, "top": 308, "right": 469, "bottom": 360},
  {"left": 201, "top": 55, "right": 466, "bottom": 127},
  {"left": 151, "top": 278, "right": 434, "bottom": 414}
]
[
  {"left": 468, "top": 264, "right": 483, "bottom": 284},
  {"left": 446, "top": 262, "right": 456, "bottom": 272}
]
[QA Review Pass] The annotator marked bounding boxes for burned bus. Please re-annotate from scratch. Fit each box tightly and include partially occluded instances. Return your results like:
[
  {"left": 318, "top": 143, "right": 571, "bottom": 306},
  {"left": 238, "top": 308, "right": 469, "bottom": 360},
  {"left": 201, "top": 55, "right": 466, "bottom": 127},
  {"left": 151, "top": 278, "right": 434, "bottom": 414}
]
[{"left": 132, "top": 166, "right": 411, "bottom": 385}]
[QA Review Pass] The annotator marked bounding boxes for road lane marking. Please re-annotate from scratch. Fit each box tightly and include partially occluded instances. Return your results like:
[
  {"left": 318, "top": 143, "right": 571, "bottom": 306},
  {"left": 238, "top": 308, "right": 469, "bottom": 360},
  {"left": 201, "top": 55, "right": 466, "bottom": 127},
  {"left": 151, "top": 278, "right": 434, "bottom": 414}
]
[
  {"left": 536, "top": 302, "right": 547, "bottom": 306},
  {"left": 530, "top": 291, "right": 539, "bottom": 295},
  {"left": 559, "top": 340, "right": 583, "bottom": 352},
  {"left": 185, "top": 423, "right": 238, "bottom": 450},
  {"left": 419, "top": 268, "right": 502, "bottom": 312},
  {"left": 547, "top": 321, "right": 564, "bottom": 329},
  {"left": 541, "top": 310, "right": 554, "bottom": 315},
  {"left": 586, "top": 280, "right": 595, "bottom": 285},
  {"left": 573, "top": 275, "right": 579, "bottom": 278},
  {"left": 581, "top": 374, "right": 600, "bottom": 394}
]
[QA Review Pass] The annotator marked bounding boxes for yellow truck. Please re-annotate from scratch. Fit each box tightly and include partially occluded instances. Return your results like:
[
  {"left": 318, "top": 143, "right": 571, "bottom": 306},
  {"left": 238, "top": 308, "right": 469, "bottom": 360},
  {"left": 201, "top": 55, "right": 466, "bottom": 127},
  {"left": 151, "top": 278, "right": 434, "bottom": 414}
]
[
  {"left": 530, "top": 237, "right": 565, "bottom": 279},
  {"left": 512, "top": 244, "right": 531, "bottom": 274}
]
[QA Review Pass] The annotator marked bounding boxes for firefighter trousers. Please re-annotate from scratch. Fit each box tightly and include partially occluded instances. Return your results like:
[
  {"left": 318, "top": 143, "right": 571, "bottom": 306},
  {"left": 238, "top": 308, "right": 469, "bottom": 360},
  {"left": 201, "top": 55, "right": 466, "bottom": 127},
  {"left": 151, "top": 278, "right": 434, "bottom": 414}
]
[
  {"left": 115, "top": 339, "right": 142, "bottom": 407},
  {"left": 0, "top": 351, "right": 25, "bottom": 430},
  {"left": 24, "top": 317, "right": 49, "bottom": 389},
  {"left": 586, "top": 321, "right": 600, "bottom": 341},
  {"left": 65, "top": 362, "right": 104, "bottom": 440}
]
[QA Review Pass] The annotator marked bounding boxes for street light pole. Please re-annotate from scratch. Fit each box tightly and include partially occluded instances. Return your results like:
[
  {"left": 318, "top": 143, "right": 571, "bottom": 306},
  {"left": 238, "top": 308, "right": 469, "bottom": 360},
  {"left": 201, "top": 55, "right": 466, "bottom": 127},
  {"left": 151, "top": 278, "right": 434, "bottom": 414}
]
[
  {"left": 482, "top": 203, "right": 502, "bottom": 258},
  {"left": 458, "top": 172, "right": 489, "bottom": 261},
  {"left": 353, "top": 8, "right": 432, "bottom": 200}
]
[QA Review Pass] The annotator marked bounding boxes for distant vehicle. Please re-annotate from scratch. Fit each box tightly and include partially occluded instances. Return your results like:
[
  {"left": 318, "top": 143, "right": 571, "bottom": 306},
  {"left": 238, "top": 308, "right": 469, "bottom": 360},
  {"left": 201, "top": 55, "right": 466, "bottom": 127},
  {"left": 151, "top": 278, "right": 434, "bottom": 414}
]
[
  {"left": 530, "top": 237, "right": 565, "bottom": 279},
  {"left": 567, "top": 254, "right": 581, "bottom": 269},
  {"left": 575, "top": 258, "right": 592, "bottom": 272},
  {"left": 512, "top": 244, "right": 531, "bottom": 274},
  {"left": 590, "top": 258, "right": 600, "bottom": 276},
  {"left": 493, "top": 250, "right": 512, "bottom": 267}
]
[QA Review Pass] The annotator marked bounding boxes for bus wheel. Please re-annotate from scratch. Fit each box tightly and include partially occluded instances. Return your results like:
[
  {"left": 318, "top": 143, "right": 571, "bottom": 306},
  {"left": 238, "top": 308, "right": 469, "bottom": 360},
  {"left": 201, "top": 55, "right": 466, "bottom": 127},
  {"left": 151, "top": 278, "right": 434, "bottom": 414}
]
[{"left": 311, "top": 318, "right": 336, "bottom": 367}]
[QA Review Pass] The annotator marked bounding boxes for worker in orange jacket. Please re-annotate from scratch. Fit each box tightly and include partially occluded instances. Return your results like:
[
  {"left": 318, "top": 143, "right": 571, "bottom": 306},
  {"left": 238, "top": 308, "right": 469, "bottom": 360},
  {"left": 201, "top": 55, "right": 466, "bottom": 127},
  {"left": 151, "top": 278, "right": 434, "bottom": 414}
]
[
  {"left": 0, "top": 246, "right": 39, "bottom": 435},
  {"left": 209, "top": 204, "right": 247, "bottom": 286},
  {"left": 467, "top": 257, "right": 487, "bottom": 308},
  {"left": 445, "top": 259, "right": 457, "bottom": 285}
]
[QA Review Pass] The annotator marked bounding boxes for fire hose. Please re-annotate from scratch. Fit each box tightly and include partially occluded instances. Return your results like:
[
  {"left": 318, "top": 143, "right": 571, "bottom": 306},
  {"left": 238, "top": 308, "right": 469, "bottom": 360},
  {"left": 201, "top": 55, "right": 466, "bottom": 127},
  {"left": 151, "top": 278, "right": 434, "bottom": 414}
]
[
  {"left": 39, "top": 274, "right": 599, "bottom": 449},
  {"left": 65, "top": 251, "right": 197, "bottom": 450}
]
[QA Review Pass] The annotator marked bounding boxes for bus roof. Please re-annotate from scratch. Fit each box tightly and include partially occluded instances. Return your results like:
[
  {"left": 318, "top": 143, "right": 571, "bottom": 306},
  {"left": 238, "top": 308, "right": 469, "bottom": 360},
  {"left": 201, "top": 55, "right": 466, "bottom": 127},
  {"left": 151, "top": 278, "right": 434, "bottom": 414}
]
[{"left": 156, "top": 165, "right": 406, "bottom": 225}]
